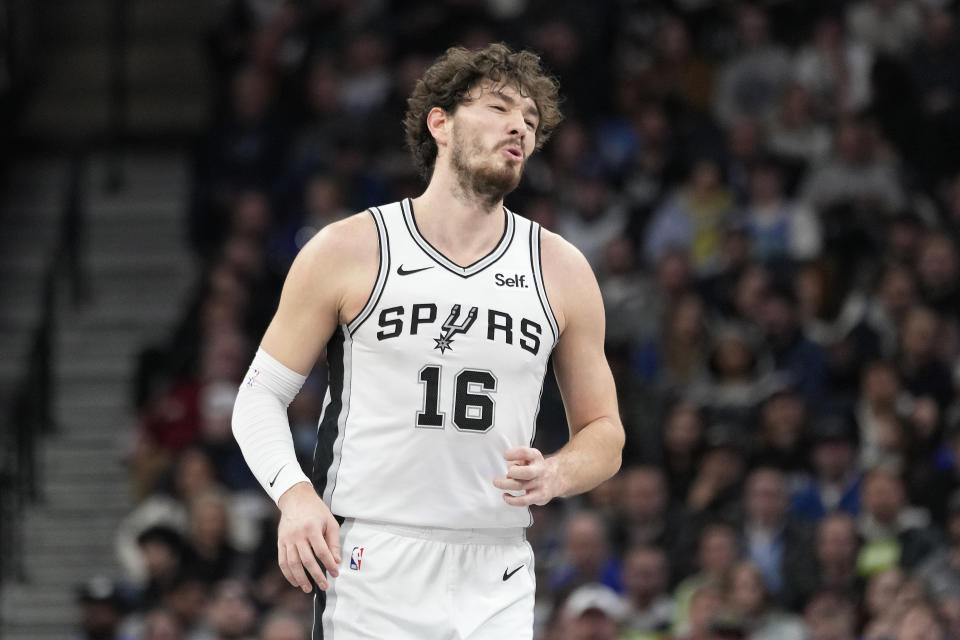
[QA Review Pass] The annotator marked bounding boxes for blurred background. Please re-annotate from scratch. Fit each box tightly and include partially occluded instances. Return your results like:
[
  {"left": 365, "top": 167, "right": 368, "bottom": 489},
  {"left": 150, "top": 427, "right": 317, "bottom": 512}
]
[{"left": 1, "top": 0, "right": 960, "bottom": 639}]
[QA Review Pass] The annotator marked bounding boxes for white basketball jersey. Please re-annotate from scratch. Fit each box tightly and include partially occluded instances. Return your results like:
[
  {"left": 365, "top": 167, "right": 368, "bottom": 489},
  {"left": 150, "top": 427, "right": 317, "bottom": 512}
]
[{"left": 313, "top": 198, "right": 559, "bottom": 529}]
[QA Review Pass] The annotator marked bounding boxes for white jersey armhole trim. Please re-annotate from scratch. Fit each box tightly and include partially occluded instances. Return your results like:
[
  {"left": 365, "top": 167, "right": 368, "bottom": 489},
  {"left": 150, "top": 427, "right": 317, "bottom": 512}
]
[
  {"left": 529, "top": 222, "right": 559, "bottom": 345},
  {"left": 346, "top": 206, "right": 390, "bottom": 335}
]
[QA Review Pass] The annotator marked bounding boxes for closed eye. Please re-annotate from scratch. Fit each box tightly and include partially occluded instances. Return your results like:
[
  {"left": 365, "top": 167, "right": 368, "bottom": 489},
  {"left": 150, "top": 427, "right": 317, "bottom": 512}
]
[{"left": 490, "top": 104, "right": 507, "bottom": 112}]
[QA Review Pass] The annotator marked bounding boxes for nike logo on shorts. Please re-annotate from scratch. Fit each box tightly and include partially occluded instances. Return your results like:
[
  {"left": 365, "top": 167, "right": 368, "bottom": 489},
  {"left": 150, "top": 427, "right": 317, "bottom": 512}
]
[
  {"left": 502, "top": 564, "right": 524, "bottom": 581},
  {"left": 397, "top": 264, "right": 433, "bottom": 276},
  {"left": 269, "top": 464, "right": 287, "bottom": 487}
]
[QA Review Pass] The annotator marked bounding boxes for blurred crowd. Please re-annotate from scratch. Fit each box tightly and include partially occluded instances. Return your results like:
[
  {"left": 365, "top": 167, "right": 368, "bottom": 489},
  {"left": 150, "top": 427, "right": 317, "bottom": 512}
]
[{"left": 75, "top": 0, "right": 960, "bottom": 639}]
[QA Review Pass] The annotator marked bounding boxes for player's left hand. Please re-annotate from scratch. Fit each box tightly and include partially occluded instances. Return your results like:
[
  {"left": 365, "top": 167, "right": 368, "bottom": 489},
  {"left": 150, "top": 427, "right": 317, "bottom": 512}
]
[{"left": 493, "top": 446, "right": 561, "bottom": 507}]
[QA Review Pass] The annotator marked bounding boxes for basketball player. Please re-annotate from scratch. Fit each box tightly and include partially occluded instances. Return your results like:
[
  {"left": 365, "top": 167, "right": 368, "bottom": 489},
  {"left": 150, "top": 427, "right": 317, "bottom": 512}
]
[{"left": 232, "top": 43, "right": 625, "bottom": 638}]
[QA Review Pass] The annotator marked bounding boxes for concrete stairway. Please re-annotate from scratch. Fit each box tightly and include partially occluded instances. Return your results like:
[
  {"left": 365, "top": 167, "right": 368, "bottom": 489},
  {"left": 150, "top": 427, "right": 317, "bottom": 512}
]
[{"left": 0, "top": 151, "right": 197, "bottom": 638}]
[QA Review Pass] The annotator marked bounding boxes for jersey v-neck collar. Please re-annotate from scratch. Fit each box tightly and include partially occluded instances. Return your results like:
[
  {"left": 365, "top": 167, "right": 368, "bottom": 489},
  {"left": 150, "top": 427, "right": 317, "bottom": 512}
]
[{"left": 401, "top": 197, "right": 515, "bottom": 278}]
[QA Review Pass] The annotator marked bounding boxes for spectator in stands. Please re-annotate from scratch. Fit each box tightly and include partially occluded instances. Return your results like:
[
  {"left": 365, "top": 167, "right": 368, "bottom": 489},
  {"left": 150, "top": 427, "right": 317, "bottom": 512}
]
[
  {"left": 894, "top": 602, "right": 945, "bottom": 640},
  {"left": 634, "top": 292, "right": 710, "bottom": 395},
  {"left": 789, "top": 513, "right": 864, "bottom": 610},
  {"left": 644, "top": 16, "right": 716, "bottom": 118},
  {"left": 259, "top": 610, "right": 309, "bottom": 640},
  {"left": 559, "top": 583, "right": 628, "bottom": 640},
  {"left": 751, "top": 382, "right": 810, "bottom": 485},
  {"left": 599, "top": 235, "right": 648, "bottom": 349},
  {"left": 161, "top": 573, "right": 209, "bottom": 639},
  {"left": 915, "top": 231, "right": 960, "bottom": 320},
  {"left": 796, "top": 261, "right": 884, "bottom": 399},
  {"left": 914, "top": 490, "right": 960, "bottom": 599},
  {"left": 713, "top": 4, "right": 792, "bottom": 127},
  {"left": 676, "top": 581, "right": 724, "bottom": 640},
  {"left": 739, "top": 467, "right": 813, "bottom": 602},
  {"left": 735, "top": 155, "right": 822, "bottom": 265},
  {"left": 133, "top": 526, "right": 188, "bottom": 613},
  {"left": 857, "top": 467, "right": 939, "bottom": 575},
  {"left": 142, "top": 608, "right": 183, "bottom": 640},
  {"left": 791, "top": 413, "right": 863, "bottom": 523},
  {"left": 191, "top": 65, "right": 288, "bottom": 257},
  {"left": 846, "top": 0, "right": 924, "bottom": 58},
  {"left": 897, "top": 306, "right": 954, "bottom": 410},
  {"left": 906, "top": 4, "right": 960, "bottom": 183},
  {"left": 644, "top": 157, "right": 735, "bottom": 277},
  {"left": 803, "top": 589, "right": 859, "bottom": 640},
  {"left": 688, "top": 323, "right": 771, "bottom": 427},
  {"left": 865, "top": 265, "right": 919, "bottom": 358},
  {"left": 116, "top": 447, "right": 218, "bottom": 583},
  {"left": 794, "top": 14, "right": 874, "bottom": 118},
  {"left": 767, "top": 84, "right": 833, "bottom": 169},
  {"left": 201, "top": 579, "right": 258, "bottom": 640},
  {"left": 614, "top": 466, "right": 691, "bottom": 573},
  {"left": 660, "top": 400, "right": 706, "bottom": 504},
  {"left": 184, "top": 489, "right": 241, "bottom": 585},
  {"left": 800, "top": 115, "right": 906, "bottom": 217},
  {"left": 758, "top": 283, "right": 827, "bottom": 404},
  {"left": 685, "top": 424, "right": 747, "bottom": 523},
  {"left": 731, "top": 264, "right": 772, "bottom": 328},
  {"left": 73, "top": 577, "right": 133, "bottom": 640},
  {"left": 723, "top": 117, "right": 766, "bottom": 204},
  {"left": 549, "top": 510, "right": 624, "bottom": 597},
  {"left": 856, "top": 360, "right": 908, "bottom": 470},
  {"left": 620, "top": 545, "right": 675, "bottom": 637},
  {"left": 556, "top": 163, "right": 630, "bottom": 270},
  {"left": 724, "top": 560, "right": 805, "bottom": 640},
  {"left": 621, "top": 103, "right": 682, "bottom": 230},
  {"left": 673, "top": 522, "right": 741, "bottom": 632}
]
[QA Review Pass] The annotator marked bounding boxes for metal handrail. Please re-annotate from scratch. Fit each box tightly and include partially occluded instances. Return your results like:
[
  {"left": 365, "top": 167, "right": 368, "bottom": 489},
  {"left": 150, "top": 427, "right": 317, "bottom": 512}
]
[{"left": 0, "top": 148, "right": 88, "bottom": 586}]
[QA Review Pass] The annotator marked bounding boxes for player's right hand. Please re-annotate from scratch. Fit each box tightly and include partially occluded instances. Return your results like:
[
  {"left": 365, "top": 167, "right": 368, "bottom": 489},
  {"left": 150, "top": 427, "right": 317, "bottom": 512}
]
[{"left": 276, "top": 481, "right": 341, "bottom": 593}]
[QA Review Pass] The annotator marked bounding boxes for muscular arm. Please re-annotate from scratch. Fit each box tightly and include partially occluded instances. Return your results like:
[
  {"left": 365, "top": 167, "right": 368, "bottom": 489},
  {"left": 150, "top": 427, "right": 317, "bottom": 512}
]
[
  {"left": 493, "top": 230, "right": 624, "bottom": 505},
  {"left": 232, "top": 212, "right": 379, "bottom": 592}
]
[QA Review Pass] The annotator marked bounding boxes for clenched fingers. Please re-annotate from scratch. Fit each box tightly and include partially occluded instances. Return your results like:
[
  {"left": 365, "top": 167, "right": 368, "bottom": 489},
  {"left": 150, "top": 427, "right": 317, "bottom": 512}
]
[
  {"left": 507, "top": 463, "right": 539, "bottom": 481},
  {"left": 503, "top": 487, "right": 547, "bottom": 507},
  {"left": 493, "top": 476, "right": 528, "bottom": 492}
]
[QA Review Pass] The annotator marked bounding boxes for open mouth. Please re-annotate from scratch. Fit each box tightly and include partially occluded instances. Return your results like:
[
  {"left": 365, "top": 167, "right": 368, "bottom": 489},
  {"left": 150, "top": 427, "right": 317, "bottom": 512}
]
[{"left": 502, "top": 146, "right": 523, "bottom": 161}]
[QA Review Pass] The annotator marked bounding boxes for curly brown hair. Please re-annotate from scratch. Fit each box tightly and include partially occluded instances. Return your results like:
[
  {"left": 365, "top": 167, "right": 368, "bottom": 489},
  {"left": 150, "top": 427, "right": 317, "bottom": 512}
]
[{"left": 403, "top": 43, "right": 563, "bottom": 181}]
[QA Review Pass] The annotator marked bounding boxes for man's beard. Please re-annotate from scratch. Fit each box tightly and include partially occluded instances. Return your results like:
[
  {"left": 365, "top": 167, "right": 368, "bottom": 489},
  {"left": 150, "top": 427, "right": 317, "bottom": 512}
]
[{"left": 450, "top": 124, "right": 523, "bottom": 205}]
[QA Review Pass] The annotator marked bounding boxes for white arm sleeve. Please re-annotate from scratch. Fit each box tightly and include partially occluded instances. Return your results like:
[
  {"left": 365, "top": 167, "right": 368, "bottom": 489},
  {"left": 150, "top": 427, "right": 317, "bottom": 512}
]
[{"left": 232, "top": 348, "right": 312, "bottom": 504}]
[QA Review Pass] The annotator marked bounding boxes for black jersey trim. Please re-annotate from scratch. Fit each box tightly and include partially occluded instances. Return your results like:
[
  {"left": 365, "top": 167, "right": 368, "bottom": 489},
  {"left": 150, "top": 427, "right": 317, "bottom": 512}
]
[
  {"left": 529, "top": 222, "right": 559, "bottom": 345},
  {"left": 401, "top": 197, "right": 515, "bottom": 278},
  {"left": 347, "top": 207, "right": 390, "bottom": 335},
  {"left": 314, "top": 327, "right": 350, "bottom": 508}
]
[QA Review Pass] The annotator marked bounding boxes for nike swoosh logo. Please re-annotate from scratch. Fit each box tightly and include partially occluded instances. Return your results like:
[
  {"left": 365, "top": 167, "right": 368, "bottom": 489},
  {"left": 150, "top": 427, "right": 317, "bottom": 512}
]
[
  {"left": 269, "top": 464, "right": 287, "bottom": 488},
  {"left": 397, "top": 264, "right": 433, "bottom": 276},
  {"left": 502, "top": 564, "right": 525, "bottom": 581}
]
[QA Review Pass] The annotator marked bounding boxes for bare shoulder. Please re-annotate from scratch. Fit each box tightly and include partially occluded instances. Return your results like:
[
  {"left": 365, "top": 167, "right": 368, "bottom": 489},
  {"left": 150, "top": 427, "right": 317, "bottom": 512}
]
[
  {"left": 286, "top": 210, "right": 380, "bottom": 323},
  {"left": 295, "top": 211, "right": 379, "bottom": 270},
  {"left": 539, "top": 228, "right": 603, "bottom": 335}
]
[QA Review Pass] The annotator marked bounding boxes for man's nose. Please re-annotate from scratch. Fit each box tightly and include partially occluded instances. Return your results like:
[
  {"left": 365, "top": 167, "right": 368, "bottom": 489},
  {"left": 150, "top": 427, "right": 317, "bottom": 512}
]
[{"left": 508, "top": 109, "right": 526, "bottom": 137}]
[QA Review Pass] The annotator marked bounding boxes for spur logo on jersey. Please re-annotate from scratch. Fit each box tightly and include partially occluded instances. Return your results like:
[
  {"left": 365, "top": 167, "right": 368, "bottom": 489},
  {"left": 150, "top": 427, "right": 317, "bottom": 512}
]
[
  {"left": 433, "top": 304, "right": 477, "bottom": 354},
  {"left": 350, "top": 546, "right": 364, "bottom": 570},
  {"left": 376, "top": 303, "right": 543, "bottom": 355}
]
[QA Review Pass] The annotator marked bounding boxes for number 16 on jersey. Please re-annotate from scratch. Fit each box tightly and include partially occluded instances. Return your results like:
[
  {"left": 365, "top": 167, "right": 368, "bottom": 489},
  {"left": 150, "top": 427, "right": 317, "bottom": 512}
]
[{"left": 416, "top": 365, "right": 497, "bottom": 432}]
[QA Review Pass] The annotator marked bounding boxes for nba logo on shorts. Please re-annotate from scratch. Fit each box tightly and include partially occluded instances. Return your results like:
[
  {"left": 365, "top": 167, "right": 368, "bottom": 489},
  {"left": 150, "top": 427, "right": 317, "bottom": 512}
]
[{"left": 350, "top": 546, "right": 364, "bottom": 570}]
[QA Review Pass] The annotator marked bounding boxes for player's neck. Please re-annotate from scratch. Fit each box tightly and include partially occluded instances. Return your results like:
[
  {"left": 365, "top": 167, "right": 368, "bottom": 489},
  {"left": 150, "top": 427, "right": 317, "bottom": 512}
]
[{"left": 411, "top": 175, "right": 507, "bottom": 265}]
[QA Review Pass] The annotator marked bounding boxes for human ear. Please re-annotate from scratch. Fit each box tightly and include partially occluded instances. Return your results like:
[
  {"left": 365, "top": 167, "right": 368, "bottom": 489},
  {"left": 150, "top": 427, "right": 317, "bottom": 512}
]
[{"left": 426, "top": 107, "right": 450, "bottom": 148}]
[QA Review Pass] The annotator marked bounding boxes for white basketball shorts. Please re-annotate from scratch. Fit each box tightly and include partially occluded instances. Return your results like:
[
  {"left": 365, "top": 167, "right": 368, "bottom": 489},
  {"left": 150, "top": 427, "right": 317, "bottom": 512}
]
[{"left": 314, "top": 518, "right": 535, "bottom": 639}]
